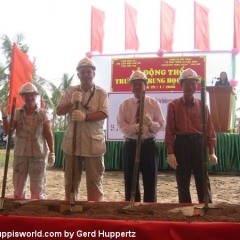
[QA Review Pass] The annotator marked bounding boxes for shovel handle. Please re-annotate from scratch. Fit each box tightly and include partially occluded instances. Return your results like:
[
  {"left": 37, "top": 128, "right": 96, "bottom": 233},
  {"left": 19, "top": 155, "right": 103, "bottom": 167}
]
[
  {"left": 201, "top": 79, "right": 209, "bottom": 208},
  {"left": 72, "top": 101, "right": 79, "bottom": 155},
  {"left": 1, "top": 97, "right": 16, "bottom": 200},
  {"left": 129, "top": 91, "right": 145, "bottom": 210},
  {"left": 70, "top": 101, "right": 80, "bottom": 204}
]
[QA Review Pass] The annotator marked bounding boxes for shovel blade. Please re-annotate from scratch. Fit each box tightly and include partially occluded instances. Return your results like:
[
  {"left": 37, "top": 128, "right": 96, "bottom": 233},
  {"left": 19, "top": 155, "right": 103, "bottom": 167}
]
[
  {"left": 194, "top": 206, "right": 219, "bottom": 216},
  {"left": 119, "top": 202, "right": 153, "bottom": 215},
  {"left": 59, "top": 203, "right": 83, "bottom": 213},
  {"left": 0, "top": 198, "right": 4, "bottom": 211}
]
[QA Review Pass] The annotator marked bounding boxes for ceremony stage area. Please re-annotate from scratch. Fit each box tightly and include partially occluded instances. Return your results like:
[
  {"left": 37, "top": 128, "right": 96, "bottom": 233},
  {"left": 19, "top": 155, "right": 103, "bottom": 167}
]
[{"left": 54, "top": 132, "right": 240, "bottom": 172}]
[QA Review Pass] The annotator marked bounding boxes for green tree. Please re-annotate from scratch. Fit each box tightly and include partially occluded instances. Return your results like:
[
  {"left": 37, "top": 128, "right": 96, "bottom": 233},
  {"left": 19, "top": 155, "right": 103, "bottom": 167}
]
[
  {"left": 0, "top": 33, "right": 53, "bottom": 108},
  {"left": 0, "top": 63, "right": 8, "bottom": 102},
  {"left": 49, "top": 73, "right": 74, "bottom": 131},
  {"left": 0, "top": 33, "right": 76, "bottom": 131}
]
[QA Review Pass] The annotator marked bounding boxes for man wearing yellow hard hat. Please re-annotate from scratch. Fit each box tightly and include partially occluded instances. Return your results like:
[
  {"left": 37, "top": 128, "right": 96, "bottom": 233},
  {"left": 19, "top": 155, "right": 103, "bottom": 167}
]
[
  {"left": 0, "top": 82, "right": 55, "bottom": 199},
  {"left": 57, "top": 57, "right": 108, "bottom": 202},
  {"left": 117, "top": 70, "right": 165, "bottom": 202},
  {"left": 165, "top": 68, "right": 217, "bottom": 203}
]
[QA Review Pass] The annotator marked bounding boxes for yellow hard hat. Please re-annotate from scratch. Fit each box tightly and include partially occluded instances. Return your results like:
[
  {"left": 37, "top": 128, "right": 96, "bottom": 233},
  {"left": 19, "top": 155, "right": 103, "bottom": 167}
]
[
  {"left": 76, "top": 57, "right": 96, "bottom": 71},
  {"left": 129, "top": 70, "right": 148, "bottom": 84},
  {"left": 19, "top": 82, "right": 39, "bottom": 95},
  {"left": 179, "top": 68, "right": 200, "bottom": 84}
]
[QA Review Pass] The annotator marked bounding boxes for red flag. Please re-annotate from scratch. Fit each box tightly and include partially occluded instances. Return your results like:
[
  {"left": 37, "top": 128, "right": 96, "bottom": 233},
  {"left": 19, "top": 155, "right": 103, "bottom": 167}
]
[
  {"left": 234, "top": 0, "right": 240, "bottom": 49},
  {"left": 160, "top": 1, "right": 176, "bottom": 52},
  {"left": 91, "top": 6, "right": 105, "bottom": 54},
  {"left": 9, "top": 43, "right": 34, "bottom": 111},
  {"left": 194, "top": 1, "right": 210, "bottom": 50},
  {"left": 40, "top": 97, "right": 45, "bottom": 109},
  {"left": 125, "top": 2, "right": 139, "bottom": 51}
]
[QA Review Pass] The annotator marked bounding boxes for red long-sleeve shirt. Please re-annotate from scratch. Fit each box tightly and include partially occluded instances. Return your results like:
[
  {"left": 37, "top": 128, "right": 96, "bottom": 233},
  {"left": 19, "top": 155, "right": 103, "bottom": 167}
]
[{"left": 165, "top": 96, "right": 216, "bottom": 154}]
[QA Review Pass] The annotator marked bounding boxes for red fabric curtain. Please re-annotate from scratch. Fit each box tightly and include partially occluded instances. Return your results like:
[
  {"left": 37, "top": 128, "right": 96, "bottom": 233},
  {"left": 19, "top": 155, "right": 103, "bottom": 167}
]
[
  {"left": 234, "top": 0, "right": 240, "bottom": 49},
  {"left": 9, "top": 43, "right": 34, "bottom": 111},
  {"left": 125, "top": 2, "right": 139, "bottom": 51},
  {"left": 1, "top": 214, "right": 240, "bottom": 240},
  {"left": 91, "top": 6, "right": 105, "bottom": 54},
  {"left": 160, "top": 1, "right": 176, "bottom": 52},
  {"left": 194, "top": 1, "right": 210, "bottom": 50}
]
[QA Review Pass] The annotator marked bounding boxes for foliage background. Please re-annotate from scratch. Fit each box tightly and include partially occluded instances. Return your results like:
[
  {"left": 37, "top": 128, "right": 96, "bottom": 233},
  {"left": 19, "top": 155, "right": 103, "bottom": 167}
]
[{"left": 0, "top": 34, "right": 74, "bottom": 131}]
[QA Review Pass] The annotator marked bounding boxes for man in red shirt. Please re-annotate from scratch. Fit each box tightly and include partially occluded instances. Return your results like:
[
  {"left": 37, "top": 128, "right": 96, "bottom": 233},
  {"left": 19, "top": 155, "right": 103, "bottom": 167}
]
[{"left": 165, "top": 68, "right": 217, "bottom": 203}]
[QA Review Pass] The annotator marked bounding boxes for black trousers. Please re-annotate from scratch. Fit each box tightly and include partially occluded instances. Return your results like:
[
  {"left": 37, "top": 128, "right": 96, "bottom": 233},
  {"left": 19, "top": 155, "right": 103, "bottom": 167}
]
[
  {"left": 174, "top": 137, "right": 212, "bottom": 203},
  {"left": 123, "top": 139, "right": 159, "bottom": 202}
]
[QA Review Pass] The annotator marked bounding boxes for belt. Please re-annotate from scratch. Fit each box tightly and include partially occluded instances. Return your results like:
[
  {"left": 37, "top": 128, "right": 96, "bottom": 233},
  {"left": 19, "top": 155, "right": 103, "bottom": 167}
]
[
  {"left": 125, "top": 138, "right": 155, "bottom": 143},
  {"left": 176, "top": 134, "right": 202, "bottom": 140}
]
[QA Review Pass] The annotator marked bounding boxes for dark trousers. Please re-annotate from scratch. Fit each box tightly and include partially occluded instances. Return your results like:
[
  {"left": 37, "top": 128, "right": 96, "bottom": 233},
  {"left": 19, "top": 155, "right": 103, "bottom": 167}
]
[
  {"left": 123, "top": 139, "right": 159, "bottom": 202},
  {"left": 174, "top": 137, "right": 212, "bottom": 203}
]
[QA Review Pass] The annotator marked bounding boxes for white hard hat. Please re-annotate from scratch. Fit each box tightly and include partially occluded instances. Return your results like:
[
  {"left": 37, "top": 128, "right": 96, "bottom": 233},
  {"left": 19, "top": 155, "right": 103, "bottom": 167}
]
[
  {"left": 19, "top": 82, "right": 39, "bottom": 95},
  {"left": 129, "top": 70, "right": 148, "bottom": 84},
  {"left": 179, "top": 68, "right": 200, "bottom": 84},
  {"left": 76, "top": 57, "right": 96, "bottom": 71}
]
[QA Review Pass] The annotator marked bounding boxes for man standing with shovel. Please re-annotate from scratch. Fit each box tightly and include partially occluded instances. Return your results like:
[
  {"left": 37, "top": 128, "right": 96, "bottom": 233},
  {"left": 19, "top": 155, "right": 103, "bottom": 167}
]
[
  {"left": 57, "top": 57, "right": 108, "bottom": 202},
  {"left": 165, "top": 68, "right": 218, "bottom": 203},
  {"left": 0, "top": 82, "right": 55, "bottom": 199},
  {"left": 117, "top": 70, "right": 165, "bottom": 202}
]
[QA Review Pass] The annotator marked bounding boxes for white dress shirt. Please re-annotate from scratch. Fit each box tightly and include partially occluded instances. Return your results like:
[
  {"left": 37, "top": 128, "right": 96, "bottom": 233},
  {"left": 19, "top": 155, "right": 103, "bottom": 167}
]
[{"left": 117, "top": 95, "right": 165, "bottom": 140}]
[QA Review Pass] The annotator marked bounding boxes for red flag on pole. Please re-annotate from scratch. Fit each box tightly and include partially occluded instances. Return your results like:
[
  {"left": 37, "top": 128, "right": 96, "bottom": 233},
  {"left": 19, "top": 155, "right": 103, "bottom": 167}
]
[
  {"left": 160, "top": 1, "right": 176, "bottom": 52},
  {"left": 125, "top": 2, "right": 139, "bottom": 51},
  {"left": 9, "top": 43, "right": 34, "bottom": 111},
  {"left": 91, "top": 6, "right": 105, "bottom": 54},
  {"left": 40, "top": 97, "right": 45, "bottom": 109},
  {"left": 194, "top": 1, "right": 210, "bottom": 50},
  {"left": 234, "top": 0, "right": 240, "bottom": 49}
]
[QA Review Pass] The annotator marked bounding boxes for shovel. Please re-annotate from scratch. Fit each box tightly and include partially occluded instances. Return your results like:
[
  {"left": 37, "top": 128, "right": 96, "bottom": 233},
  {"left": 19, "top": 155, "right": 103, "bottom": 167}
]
[
  {"left": 122, "top": 91, "right": 145, "bottom": 213},
  {"left": 172, "top": 79, "right": 219, "bottom": 216},
  {"left": 194, "top": 78, "right": 218, "bottom": 216},
  {"left": 0, "top": 97, "right": 16, "bottom": 210},
  {"left": 60, "top": 100, "right": 83, "bottom": 213}
]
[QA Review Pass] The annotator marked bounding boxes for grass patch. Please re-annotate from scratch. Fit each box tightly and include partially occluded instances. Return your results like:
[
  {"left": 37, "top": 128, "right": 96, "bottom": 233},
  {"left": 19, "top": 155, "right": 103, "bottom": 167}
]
[{"left": 0, "top": 149, "right": 14, "bottom": 165}]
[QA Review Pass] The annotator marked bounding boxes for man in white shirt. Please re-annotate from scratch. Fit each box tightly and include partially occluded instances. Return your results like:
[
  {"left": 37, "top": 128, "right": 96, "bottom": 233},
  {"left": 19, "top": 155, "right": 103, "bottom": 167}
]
[{"left": 117, "top": 70, "right": 165, "bottom": 202}]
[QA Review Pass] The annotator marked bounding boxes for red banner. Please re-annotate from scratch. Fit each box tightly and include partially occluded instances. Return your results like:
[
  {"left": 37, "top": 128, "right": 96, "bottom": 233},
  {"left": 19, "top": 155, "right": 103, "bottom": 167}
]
[
  {"left": 194, "top": 2, "right": 210, "bottom": 50},
  {"left": 160, "top": 1, "right": 176, "bottom": 52},
  {"left": 91, "top": 6, "right": 105, "bottom": 53},
  {"left": 9, "top": 43, "right": 34, "bottom": 111},
  {"left": 111, "top": 56, "right": 206, "bottom": 92},
  {"left": 234, "top": 0, "right": 240, "bottom": 49},
  {"left": 125, "top": 2, "right": 139, "bottom": 51}
]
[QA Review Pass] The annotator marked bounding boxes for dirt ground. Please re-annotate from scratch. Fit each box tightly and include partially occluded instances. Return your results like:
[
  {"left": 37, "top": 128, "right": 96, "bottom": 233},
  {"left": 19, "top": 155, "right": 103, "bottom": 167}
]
[
  {"left": 1, "top": 164, "right": 240, "bottom": 204},
  {"left": 1, "top": 164, "right": 240, "bottom": 222}
]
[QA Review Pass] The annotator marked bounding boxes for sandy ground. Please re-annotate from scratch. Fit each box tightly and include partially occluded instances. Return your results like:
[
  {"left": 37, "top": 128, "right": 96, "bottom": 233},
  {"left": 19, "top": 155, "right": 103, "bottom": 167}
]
[{"left": 1, "top": 163, "right": 240, "bottom": 204}]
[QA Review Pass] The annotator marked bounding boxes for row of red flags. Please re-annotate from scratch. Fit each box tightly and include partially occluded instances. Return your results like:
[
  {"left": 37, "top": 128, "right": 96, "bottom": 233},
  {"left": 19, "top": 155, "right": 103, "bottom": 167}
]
[
  {"left": 91, "top": 0, "right": 240, "bottom": 53},
  {"left": 7, "top": 0, "right": 240, "bottom": 112}
]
